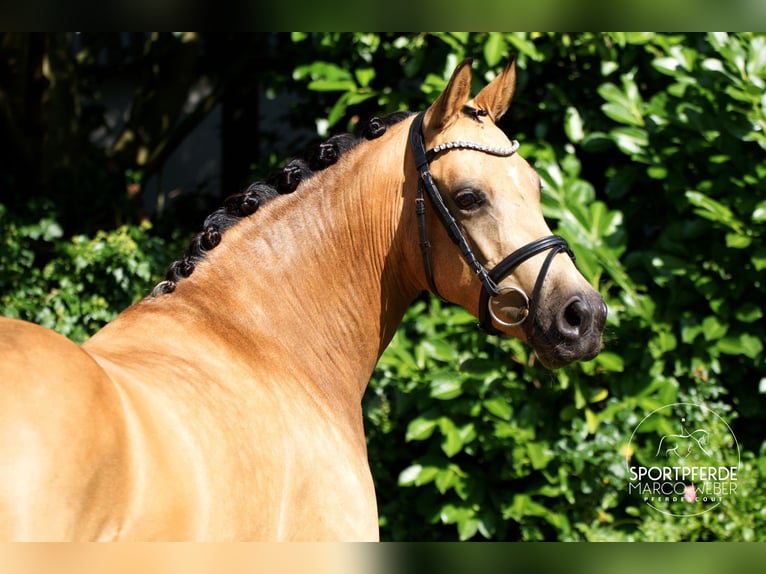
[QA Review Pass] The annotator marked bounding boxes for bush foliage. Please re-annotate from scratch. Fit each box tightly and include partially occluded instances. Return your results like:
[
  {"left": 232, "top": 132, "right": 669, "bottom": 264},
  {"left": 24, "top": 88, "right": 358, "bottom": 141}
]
[
  {"left": 1, "top": 33, "right": 764, "bottom": 541},
  {"left": 366, "top": 32, "right": 766, "bottom": 541}
]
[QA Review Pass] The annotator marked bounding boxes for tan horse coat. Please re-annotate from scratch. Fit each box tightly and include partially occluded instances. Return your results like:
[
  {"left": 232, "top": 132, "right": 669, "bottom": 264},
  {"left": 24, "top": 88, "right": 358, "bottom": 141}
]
[{"left": 0, "top": 59, "right": 604, "bottom": 540}]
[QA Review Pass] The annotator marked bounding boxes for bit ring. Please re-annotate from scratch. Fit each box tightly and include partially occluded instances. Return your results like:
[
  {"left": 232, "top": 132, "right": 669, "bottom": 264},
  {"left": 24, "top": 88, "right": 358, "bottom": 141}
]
[{"left": 488, "top": 285, "right": 530, "bottom": 328}]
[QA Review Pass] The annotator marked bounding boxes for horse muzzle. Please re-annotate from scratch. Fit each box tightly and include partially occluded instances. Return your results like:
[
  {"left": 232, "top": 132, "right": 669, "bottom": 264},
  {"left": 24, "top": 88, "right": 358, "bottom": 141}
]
[{"left": 530, "top": 290, "right": 607, "bottom": 369}]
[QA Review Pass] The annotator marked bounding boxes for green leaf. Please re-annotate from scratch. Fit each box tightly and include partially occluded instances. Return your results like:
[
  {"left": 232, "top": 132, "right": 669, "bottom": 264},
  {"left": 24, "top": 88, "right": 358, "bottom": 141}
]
[
  {"left": 429, "top": 377, "right": 463, "bottom": 400},
  {"left": 459, "top": 357, "right": 503, "bottom": 376},
  {"left": 477, "top": 512, "right": 496, "bottom": 539},
  {"left": 434, "top": 464, "right": 462, "bottom": 494},
  {"left": 609, "top": 126, "right": 648, "bottom": 155},
  {"left": 398, "top": 464, "right": 422, "bottom": 486},
  {"left": 602, "top": 102, "right": 643, "bottom": 127},
  {"left": 295, "top": 61, "right": 352, "bottom": 83},
  {"left": 439, "top": 503, "right": 480, "bottom": 540},
  {"left": 652, "top": 56, "right": 683, "bottom": 76},
  {"left": 504, "top": 33, "right": 544, "bottom": 61},
  {"left": 414, "top": 465, "right": 440, "bottom": 486},
  {"left": 741, "top": 334, "right": 764, "bottom": 359},
  {"left": 458, "top": 516, "right": 479, "bottom": 541},
  {"left": 655, "top": 330, "right": 677, "bottom": 353},
  {"left": 344, "top": 91, "right": 375, "bottom": 106},
  {"left": 588, "top": 388, "right": 609, "bottom": 403},
  {"left": 702, "top": 316, "right": 728, "bottom": 341},
  {"left": 685, "top": 191, "right": 744, "bottom": 233},
  {"left": 726, "top": 232, "right": 751, "bottom": 249},
  {"left": 526, "top": 441, "right": 553, "bottom": 470},
  {"left": 717, "top": 334, "right": 763, "bottom": 358},
  {"left": 398, "top": 462, "right": 444, "bottom": 487},
  {"left": 595, "top": 352, "right": 624, "bottom": 372},
  {"left": 459, "top": 422, "right": 476, "bottom": 446},
  {"left": 752, "top": 249, "right": 766, "bottom": 271},
  {"left": 405, "top": 416, "right": 438, "bottom": 441},
  {"left": 585, "top": 408, "right": 599, "bottom": 434},
  {"left": 307, "top": 79, "right": 356, "bottom": 92},
  {"left": 564, "top": 106, "right": 585, "bottom": 143},
  {"left": 483, "top": 397, "right": 512, "bottom": 421},
  {"left": 354, "top": 67, "right": 375, "bottom": 87},
  {"left": 503, "top": 493, "right": 551, "bottom": 522},
  {"left": 735, "top": 303, "right": 763, "bottom": 323},
  {"left": 598, "top": 82, "right": 631, "bottom": 108},
  {"left": 439, "top": 502, "right": 465, "bottom": 524},
  {"left": 624, "top": 32, "right": 655, "bottom": 44},
  {"left": 439, "top": 417, "right": 464, "bottom": 457},
  {"left": 483, "top": 33, "right": 506, "bottom": 67},
  {"left": 420, "top": 339, "right": 457, "bottom": 362},
  {"left": 752, "top": 200, "right": 766, "bottom": 222}
]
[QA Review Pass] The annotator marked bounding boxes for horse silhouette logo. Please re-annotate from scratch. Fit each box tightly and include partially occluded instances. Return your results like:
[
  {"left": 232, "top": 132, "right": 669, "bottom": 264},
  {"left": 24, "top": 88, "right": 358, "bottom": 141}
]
[
  {"left": 626, "top": 403, "right": 741, "bottom": 517},
  {"left": 655, "top": 418, "right": 712, "bottom": 459}
]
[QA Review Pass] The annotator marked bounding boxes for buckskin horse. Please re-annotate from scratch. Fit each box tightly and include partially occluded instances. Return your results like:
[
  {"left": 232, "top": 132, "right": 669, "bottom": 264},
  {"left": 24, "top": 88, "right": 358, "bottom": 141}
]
[{"left": 0, "top": 58, "right": 606, "bottom": 540}]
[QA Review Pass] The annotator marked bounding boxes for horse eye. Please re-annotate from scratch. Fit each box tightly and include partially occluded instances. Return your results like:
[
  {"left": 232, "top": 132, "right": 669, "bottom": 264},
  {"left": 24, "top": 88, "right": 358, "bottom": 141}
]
[{"left": 454, "top": 189, "right": 483, "bottom": 210}]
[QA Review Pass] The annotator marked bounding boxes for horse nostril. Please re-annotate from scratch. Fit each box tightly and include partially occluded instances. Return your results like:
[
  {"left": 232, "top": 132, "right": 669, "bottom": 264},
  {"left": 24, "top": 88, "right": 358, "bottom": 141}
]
[
  {"left": 558, "top": 297, "right": 592, "bottom": 338},
  {"left": 564, "top": 300, "right": 584, "bottom": 328},
  {"left": 598, "top": 300, "right": 608, "bottom": 329}
]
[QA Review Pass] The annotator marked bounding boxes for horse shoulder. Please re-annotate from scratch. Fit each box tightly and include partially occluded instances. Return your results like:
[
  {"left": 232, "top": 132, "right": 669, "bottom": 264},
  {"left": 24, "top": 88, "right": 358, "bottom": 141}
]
[
  {"left": 0, "top": 317, "right": 132, "bottom": 540},
  {"left": 85, "top": 313, "right": 380, "bottom": 540}
]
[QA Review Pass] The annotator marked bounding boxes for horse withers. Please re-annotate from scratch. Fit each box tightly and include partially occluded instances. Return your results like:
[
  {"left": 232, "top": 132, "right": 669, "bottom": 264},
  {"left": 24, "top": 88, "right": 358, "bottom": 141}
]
[{"left": 0, "top": 58, "right": 605, "bottom": 540}]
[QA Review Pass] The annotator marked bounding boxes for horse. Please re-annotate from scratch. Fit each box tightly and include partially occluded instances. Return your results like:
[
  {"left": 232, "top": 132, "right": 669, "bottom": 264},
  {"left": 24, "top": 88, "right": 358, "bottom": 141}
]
[
  {"left": 656, "top": 429, "right": 712, "bottom": 459},
  {"left": 0, "top": 57, "right": 606, "bottom": 540}
]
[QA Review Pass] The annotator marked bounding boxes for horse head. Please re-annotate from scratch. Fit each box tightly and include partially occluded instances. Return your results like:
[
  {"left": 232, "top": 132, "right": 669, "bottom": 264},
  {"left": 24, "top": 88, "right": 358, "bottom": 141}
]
[{"left": 413, "top": 58, "right": 607, "bottom": 368}]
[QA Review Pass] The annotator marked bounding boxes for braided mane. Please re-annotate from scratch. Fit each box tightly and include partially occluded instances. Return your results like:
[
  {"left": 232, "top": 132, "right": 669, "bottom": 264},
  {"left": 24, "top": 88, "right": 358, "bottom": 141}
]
[{"left": 150, "top": 111, "right": 414, "bottom": 298}]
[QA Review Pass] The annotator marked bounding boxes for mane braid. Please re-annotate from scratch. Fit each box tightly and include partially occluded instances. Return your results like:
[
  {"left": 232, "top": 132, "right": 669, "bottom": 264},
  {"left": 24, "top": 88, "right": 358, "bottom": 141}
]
[{"left": 149, "top": 111, "right": 414, "bottom": 299}]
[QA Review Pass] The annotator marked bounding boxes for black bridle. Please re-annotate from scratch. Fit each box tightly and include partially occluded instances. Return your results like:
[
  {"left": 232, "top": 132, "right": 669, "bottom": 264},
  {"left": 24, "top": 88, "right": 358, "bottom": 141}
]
[{"left": 408, "top": 112, "right": 575, "bottom": 336}]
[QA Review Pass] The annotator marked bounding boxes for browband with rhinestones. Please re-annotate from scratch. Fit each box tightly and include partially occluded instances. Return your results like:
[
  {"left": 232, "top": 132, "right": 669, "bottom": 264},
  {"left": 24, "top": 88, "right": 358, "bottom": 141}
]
[{"left": 428, "top": 139, "right": 520, "bottom": 160}]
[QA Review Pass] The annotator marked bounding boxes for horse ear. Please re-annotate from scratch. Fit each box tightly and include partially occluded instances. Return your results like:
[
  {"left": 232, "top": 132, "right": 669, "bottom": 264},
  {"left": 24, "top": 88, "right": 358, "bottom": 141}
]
[
  {"left": 423, "top": 58, "right": 474, "bottom": 136},
  {"left": 473, "top": 57, "right": 517, "bottom": 122}
]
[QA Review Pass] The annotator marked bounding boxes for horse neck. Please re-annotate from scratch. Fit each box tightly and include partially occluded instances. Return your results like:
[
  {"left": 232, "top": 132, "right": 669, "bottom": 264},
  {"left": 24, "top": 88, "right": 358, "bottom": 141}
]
[{"left": 98, "top": 123, "right": 423, "bottom": 408}]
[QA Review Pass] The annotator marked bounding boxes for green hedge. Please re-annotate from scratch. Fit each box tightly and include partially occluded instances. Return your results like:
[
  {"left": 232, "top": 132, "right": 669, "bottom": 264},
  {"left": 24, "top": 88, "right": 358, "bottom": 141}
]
[
  {"left": 345, "top": 32, "right": 765, "bottom": 540},
  {"left": 0, "top": 203, "right": 176, "bottom": 342},
  {"left": 367, "top": 32, "right": 765, "bottom": 541},
  {"left": 1, "top": 33, "right": 764, "bottom": 541}
]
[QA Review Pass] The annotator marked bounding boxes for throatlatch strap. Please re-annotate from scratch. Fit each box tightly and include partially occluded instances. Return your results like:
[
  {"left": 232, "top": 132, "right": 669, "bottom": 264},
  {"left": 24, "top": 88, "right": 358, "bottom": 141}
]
[{"left": 416, "top": 183, "right": 442, "bottom": 299}]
